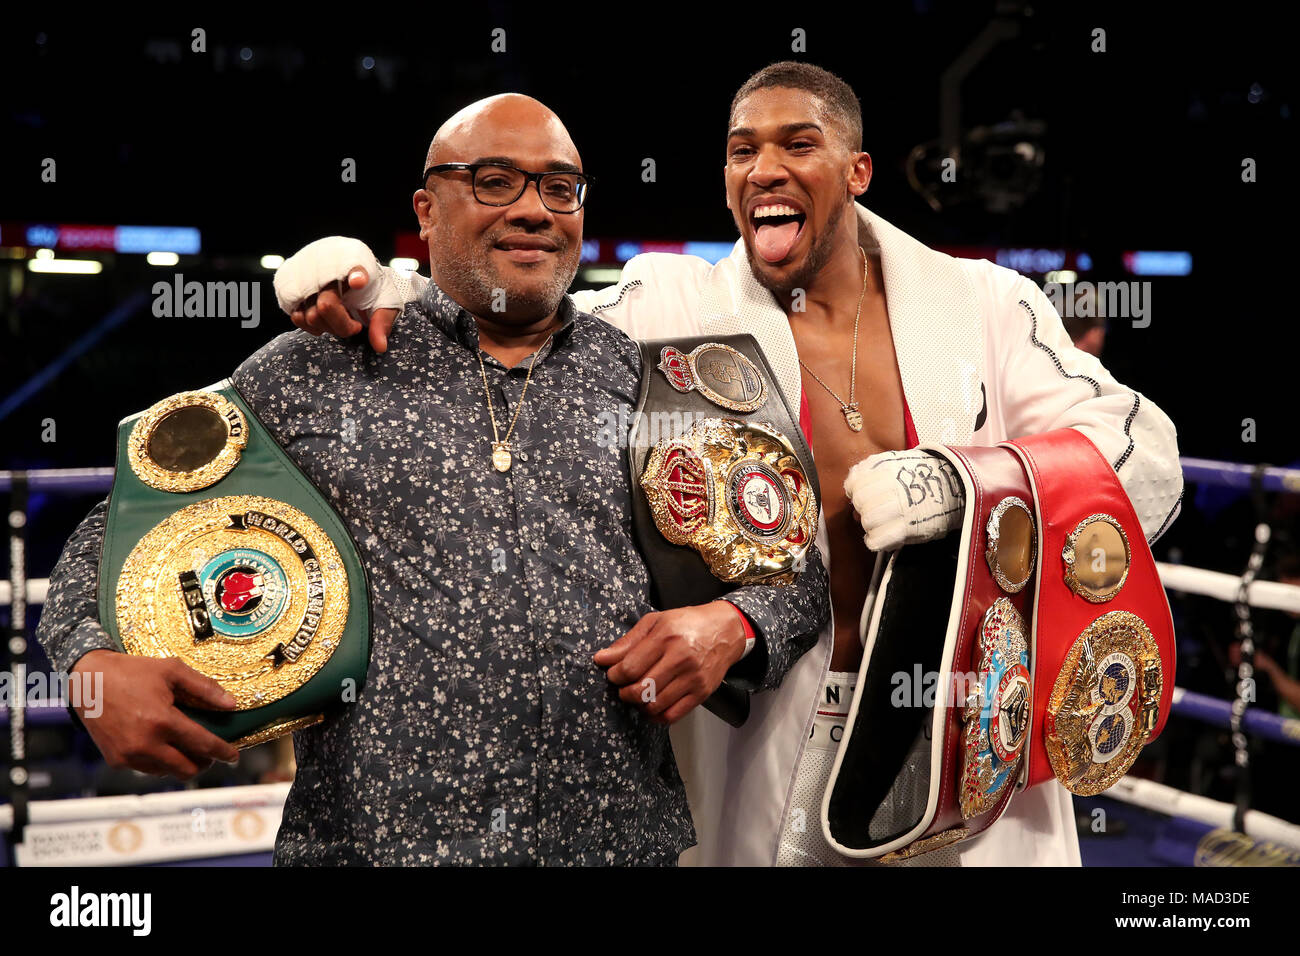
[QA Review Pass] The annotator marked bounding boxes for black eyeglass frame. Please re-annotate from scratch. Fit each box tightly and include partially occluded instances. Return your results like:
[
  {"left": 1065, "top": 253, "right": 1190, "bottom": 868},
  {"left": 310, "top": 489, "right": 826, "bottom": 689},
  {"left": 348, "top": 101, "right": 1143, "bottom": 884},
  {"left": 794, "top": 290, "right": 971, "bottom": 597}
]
[{"left": 421, "top": 162, "right": 591, "bottom": 213}]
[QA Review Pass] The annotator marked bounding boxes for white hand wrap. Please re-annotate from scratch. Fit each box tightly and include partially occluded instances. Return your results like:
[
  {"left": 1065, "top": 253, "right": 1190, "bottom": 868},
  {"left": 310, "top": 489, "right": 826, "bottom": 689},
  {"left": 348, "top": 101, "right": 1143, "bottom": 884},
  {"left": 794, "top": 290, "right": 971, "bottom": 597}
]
[
  {"left": 272, "top": 236, "right": 403, "bottom": 320},
  {"left": 843, "top": 449, "right": 967, "bottom": 553}
]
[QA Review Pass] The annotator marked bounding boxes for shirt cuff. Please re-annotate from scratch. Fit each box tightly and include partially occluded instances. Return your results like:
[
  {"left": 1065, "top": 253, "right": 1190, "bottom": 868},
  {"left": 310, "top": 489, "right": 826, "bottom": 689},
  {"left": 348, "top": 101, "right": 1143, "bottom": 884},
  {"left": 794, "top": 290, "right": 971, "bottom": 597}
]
[
  {"left": 55, "top": 618, "right": 117, "bottom": 675},
  {"left": 726, "top": 602, "right": 757, "bottom": 658}
]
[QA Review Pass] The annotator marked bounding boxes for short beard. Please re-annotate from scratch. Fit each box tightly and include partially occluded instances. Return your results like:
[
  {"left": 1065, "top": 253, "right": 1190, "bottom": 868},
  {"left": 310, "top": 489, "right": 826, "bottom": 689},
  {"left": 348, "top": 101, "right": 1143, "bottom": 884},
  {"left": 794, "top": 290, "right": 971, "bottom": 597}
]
[
  {"left": 746, "top": 199, "right": 847, "bottom": 298},
  {"left": 433, "top": 221, "right": 577, "bottom": 323}
]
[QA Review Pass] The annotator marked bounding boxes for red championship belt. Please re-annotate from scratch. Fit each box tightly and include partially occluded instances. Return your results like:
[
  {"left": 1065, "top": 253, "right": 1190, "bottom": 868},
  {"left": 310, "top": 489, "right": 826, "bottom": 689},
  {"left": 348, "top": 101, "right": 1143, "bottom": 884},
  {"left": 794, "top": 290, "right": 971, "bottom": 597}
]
[
  {"left": 1005, "top": 429, "right": 1176, "bottom": 793},
  {"left": 823, "top": 428, "right": 1175, "bottom": 861}
]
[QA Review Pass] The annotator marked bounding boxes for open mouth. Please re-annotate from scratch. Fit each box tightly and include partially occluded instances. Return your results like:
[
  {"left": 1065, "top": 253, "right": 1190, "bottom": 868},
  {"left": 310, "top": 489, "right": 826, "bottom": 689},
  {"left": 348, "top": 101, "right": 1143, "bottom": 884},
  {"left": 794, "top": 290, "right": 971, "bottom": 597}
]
[{"left": 750, "top": 202, "right": 807, "bottom": 264}]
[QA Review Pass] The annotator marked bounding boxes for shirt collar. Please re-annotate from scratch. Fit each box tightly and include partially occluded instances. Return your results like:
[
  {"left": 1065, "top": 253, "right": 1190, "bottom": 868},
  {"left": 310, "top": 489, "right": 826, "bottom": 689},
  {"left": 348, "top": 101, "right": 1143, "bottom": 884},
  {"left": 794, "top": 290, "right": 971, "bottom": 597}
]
[{"left": 416, "top": 279, "right": 579, "bottom": 354}]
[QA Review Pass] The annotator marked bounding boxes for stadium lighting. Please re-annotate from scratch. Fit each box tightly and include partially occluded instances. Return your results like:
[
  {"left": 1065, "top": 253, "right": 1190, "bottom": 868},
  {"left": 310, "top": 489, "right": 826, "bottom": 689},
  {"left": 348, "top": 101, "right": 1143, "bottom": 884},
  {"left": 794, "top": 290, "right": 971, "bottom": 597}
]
[
  {"left": 28, "top": 258, "right": 103, "bottom": 275},
  {"left": 581, "top": 267, "right": 624, "bottom": 284}
]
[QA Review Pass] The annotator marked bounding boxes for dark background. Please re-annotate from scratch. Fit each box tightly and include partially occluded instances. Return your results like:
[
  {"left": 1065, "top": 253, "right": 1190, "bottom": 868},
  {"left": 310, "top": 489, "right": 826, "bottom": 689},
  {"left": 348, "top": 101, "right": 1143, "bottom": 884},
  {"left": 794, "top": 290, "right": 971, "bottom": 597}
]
[
  {"left": 3, "top": 4, "right": 1294, "bottom": 469},
  {"left": 3, "top": 3, "right": 1298, "bottom": 824}
]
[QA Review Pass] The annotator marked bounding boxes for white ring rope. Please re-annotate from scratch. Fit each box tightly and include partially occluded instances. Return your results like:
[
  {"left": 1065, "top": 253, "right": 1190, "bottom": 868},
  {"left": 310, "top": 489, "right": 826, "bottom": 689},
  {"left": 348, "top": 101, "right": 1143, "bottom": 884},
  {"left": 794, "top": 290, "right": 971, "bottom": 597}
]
[
  {"left": 1156, "top": 561, "right": 1300, "bottom": 614},
  {"left": 1104, "top": 775, "right": 1300, "bottom": 851},
  {"left": 0, "top": 782, "right": 290, "bottom": 833}
]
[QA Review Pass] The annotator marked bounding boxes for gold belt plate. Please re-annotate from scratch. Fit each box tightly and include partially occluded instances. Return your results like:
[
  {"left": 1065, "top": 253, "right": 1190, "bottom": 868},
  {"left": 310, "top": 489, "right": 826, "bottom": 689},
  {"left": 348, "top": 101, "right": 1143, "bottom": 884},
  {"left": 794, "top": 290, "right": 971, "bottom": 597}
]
[
  {"left": 640, "top": 418, "right": 817, "bottom": 585},
  {"left": 1044, "top": 610, "right": 1162, "bottom": 795},
  {"left": 115, "top": 495, "right": 350, "bottom": 709}
]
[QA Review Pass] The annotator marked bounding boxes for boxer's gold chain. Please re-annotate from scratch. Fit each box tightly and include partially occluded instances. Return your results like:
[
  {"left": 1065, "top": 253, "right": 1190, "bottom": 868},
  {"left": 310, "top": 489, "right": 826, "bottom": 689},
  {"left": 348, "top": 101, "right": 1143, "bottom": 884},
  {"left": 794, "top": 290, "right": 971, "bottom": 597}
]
[
  {"left": 477, "top": 333, "right": 553, "bottom": 473},
  {"left": 798, "top": 246, "right": 868, "bottom": 432}
]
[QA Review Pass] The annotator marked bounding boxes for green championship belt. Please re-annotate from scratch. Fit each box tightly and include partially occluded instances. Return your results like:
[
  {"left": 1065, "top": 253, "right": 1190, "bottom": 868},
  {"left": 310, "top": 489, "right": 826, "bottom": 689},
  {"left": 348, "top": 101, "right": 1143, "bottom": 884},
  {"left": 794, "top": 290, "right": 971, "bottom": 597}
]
[{"left": 97, "top": 383, "right": 371, "bottom": 749}]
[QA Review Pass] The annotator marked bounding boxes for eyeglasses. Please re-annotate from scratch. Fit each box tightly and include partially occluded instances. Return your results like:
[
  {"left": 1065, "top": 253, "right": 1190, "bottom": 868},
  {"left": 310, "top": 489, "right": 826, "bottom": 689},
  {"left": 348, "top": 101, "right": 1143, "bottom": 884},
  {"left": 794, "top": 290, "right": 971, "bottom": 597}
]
[{"left": 422, "top": 163, "right": 590, "bottom": 213}]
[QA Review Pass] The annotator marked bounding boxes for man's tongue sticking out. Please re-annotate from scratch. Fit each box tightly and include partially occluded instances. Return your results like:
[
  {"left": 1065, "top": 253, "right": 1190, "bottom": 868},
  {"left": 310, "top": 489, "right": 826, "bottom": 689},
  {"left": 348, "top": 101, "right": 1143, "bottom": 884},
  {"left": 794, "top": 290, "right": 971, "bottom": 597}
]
[{"left": 755, "top": 219, "right": 801, "bottom": 263}]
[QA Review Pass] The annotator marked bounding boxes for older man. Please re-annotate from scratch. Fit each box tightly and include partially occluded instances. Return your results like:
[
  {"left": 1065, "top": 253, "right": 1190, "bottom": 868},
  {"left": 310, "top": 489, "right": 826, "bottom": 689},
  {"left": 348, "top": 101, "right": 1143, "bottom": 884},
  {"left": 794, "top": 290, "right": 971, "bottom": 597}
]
[
  {"left": 35, "top": 93, "right": 829, "bottom": 865},
  {"left": 277, "top": 63, "right": 1183, "bottom": 867}
]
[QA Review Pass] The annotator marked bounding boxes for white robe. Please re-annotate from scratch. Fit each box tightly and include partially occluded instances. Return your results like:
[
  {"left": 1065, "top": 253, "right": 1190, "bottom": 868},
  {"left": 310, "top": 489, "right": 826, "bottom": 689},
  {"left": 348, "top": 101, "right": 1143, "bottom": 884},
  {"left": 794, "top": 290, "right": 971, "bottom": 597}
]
[{"left": 399, "top": 203, "right": 1185, "bottom": 866}]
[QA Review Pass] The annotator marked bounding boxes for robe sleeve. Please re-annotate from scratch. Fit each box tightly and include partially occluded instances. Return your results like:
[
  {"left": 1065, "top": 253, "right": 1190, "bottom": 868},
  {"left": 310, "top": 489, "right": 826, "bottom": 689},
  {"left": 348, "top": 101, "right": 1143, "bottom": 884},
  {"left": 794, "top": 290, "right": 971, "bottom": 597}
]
[{"left": 981, "top": 262, "right": 1183, "bottom": 543}]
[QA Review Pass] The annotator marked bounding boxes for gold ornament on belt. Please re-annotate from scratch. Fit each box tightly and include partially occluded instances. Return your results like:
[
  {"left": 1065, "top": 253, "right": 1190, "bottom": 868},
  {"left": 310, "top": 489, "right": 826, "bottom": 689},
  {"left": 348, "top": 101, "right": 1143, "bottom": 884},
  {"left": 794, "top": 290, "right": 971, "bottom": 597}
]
[
  {"left": 1063, "top": 513, "right": 1131, "bottom": 603},
  {"left": 878, "top": 825, "right": 970, "bottom": 863},
  {"left": 115, "top": 495, "right": 350, "bottom": 710},
  {"left": 640, "top": 418, "right": 817, "bottom": 585},
  {"left": 1044, "top": 609, "right": 1162, "bottom": 795},
  {"left": 959, "top": 598, "right": 1031, "bottom": 819},
  {"left": 128, "top": 391, "right": 248, "bottom": 493}
]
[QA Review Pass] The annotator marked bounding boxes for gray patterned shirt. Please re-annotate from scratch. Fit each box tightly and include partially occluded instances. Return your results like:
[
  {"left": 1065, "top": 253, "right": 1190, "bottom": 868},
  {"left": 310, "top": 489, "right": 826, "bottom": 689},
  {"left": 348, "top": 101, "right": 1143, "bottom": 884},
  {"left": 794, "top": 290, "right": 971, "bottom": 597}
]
[{"left": 36, "top": 280, "right": 829, "bottom": 866}]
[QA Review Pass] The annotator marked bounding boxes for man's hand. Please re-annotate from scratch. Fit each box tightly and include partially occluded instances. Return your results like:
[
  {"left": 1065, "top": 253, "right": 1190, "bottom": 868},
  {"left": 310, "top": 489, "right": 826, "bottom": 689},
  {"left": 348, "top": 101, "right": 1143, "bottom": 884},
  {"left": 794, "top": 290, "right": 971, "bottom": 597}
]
[
  {"left": 593, "top": 602, "right": 746, "bottom": 725},
  {"left": 71, "top": 649, "right": 241, "bottom": 780},
  {"left": 844, "top": 449, "right": 966, "bottom": 552},
  {"left": 273, "top": 236, "right": 402, "bottom": 353}
]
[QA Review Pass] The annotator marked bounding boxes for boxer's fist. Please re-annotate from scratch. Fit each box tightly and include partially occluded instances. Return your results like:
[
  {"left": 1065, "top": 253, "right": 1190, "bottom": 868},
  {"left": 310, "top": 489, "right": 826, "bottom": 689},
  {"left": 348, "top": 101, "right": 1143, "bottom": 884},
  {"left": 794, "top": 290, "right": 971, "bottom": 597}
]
[
  {"left": 274, "top": 237, "right": 402, "bottom": 352},
  {"left": 844, "top": 449, "right": 966, "bottom": 552}
]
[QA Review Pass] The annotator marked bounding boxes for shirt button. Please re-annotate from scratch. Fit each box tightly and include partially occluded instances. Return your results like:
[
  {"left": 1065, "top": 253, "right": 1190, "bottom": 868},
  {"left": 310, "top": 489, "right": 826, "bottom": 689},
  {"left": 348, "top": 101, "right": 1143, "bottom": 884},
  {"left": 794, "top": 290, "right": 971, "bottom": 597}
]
[{"left": 530, "top": 540, "right": 542, "bottom": 552}]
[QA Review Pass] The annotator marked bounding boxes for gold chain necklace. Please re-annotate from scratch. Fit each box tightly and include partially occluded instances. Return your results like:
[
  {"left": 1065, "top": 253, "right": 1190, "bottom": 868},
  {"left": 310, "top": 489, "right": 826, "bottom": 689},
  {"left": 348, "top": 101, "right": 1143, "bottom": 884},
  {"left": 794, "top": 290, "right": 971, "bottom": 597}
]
[
  {"left": 797, "top": 246, "right": 868, "bottom": 432},
  {"left": 476, "top": 333, "right": 553, "bottom": 472}
]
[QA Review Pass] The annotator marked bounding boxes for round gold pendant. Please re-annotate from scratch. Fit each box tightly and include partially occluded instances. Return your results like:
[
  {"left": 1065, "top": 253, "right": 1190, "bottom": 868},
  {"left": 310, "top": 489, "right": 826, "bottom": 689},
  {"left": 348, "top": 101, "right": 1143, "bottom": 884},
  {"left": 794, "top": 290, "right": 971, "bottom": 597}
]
[
  {"left": 843, "top": 407, "right": 864, "bottom": 432},
  {"left": 492, "top": 444, "right": 512, "bottom": 472}
]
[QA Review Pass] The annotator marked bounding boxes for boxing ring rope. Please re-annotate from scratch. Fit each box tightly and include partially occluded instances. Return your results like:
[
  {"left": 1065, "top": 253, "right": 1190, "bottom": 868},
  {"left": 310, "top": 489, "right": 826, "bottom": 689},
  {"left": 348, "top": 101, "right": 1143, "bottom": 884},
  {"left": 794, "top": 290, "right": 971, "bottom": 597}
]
[
  {"left": 1168, "top": 687, "right": 1300, "bottom": 745},
  {"left": 1102, "top": 776, "right": 1300, "bottom": 851},
  {"left": 1156, "top": 562, "right": 1300, "bottom": 614},
  {"left": 0, "top": 782, "right": 290, "bottom": 831},
  {"left": 4, "top": 455, "right": 1300, "bottom": 862},
  {"left": 0, "top": 784, "right": 290, "bottom": 865}
]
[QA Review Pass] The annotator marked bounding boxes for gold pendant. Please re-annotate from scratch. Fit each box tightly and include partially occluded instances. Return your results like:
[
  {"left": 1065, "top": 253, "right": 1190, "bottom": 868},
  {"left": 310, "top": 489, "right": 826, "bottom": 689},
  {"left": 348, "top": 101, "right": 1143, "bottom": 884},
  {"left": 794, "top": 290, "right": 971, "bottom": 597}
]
[
  {"left": 492, "top": 443, "right": 512, "bottom": 472},
  {"left": 843, "top": 405, "right": 863, "bottom": 432}
]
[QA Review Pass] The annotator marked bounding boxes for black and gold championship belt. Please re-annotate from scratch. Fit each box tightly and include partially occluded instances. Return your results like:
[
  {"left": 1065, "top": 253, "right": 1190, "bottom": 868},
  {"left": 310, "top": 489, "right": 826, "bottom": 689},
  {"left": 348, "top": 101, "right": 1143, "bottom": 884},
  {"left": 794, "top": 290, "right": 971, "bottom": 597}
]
[
  {"left": 97, "top": 385, "right": 371, "bottom": 748},
  {"left": 629, "top": 336, "right": 820, "bottom": 727}
]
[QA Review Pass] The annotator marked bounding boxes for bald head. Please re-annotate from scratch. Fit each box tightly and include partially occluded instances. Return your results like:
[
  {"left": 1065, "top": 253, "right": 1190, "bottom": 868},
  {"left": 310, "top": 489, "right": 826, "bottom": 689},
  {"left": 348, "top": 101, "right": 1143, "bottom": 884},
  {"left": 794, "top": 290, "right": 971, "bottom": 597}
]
[
  {"left": 424, "top": 93, "right": 579, "bottom": 173},
  {"left": 413, "top": 92, "right": 585, "bottom": 329}
]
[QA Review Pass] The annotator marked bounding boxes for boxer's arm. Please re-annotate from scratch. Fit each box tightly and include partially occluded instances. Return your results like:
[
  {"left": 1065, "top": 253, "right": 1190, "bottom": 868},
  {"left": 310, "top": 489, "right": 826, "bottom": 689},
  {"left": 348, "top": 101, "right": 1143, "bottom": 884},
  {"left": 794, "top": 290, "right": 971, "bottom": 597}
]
[
  {"left": 274, "top": 238, "right": 426, "bottom": 352},
  {"left": 989, "top": 269, "right": 1183, "bottom": 543},
  {"left": 718, "top": 540, "right": 830, "bottom": 692}
]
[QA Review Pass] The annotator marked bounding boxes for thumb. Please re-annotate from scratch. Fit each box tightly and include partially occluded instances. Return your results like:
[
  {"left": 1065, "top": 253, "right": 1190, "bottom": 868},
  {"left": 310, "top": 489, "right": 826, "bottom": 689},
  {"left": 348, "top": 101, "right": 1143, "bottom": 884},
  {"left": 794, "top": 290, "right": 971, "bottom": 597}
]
[
  {"left": 347, "top": 266, "right": 371, "bottom": 290},
  {"left": 168, "top": 662, "right": 238, "bottom": 710},
  {"left": 369, "top": 308, "right": 397, "bottom": 353}
]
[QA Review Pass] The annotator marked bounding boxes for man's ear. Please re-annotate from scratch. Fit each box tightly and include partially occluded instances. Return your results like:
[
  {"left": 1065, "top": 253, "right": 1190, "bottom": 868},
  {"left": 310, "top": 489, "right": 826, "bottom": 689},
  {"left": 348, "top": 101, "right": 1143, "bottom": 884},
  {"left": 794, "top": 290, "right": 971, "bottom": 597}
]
[
  {"left": 848, "top": 152, "right": 873, "bottom": 198},
  {"left": 413, "top": 188, "right": 437, "bottom": 240}
]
